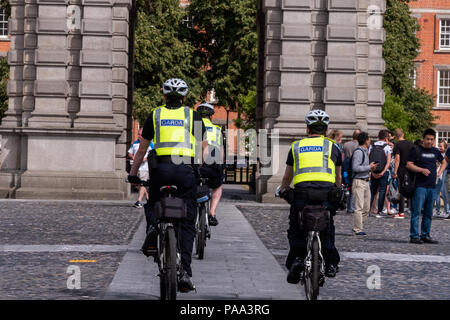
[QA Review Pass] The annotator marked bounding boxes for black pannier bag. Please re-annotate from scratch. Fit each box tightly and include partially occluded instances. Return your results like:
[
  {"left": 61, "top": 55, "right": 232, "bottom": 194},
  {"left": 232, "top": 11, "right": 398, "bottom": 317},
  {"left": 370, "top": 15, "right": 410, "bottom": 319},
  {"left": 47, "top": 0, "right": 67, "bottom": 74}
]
[
  {"left": 154, "top": 197, "right": 187, "bottom": 220},
  {"left": 300, "top": 205, "right": 330, "bottom": 232}
]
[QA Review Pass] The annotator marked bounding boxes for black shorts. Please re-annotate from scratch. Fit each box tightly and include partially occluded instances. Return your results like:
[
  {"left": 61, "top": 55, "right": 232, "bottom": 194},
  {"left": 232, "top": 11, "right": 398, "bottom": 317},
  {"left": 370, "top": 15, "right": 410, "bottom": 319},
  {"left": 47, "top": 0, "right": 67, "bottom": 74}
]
[{"left": 200, "top": 164, "right": 224, "bottom": 189}]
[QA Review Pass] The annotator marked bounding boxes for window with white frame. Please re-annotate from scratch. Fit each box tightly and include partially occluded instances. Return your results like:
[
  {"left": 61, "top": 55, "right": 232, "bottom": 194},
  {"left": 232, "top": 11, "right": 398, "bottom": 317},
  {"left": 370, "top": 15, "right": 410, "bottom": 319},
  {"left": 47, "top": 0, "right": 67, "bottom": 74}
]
[
  {"left": 438, "top": 131, "right": 450, "bottom": 144},
  {"left": 440, "top": 19, "right": 450, "bottom": 50},
  {"left": 410, "top": 68, "right": 417, "bottom": 88},
  {"left": 0, "top": 8, "right": 7, "bottom": 37},
  {"left": 438, "top": 70, "right": 450, "bottom": 106}
]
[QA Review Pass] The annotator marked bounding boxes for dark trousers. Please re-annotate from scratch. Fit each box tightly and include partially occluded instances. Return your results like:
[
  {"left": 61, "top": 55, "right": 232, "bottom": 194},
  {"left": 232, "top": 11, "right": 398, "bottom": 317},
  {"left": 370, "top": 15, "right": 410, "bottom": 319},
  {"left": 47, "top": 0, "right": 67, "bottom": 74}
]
[
  {"left": 286, "top": 198, "right": 340, "bottom": 270},
  {"left": 370, "top": 171, "right": 389, "bottom": 214},
  {"left": 144, "top": 162, "right": 197, "bottom": 277}
]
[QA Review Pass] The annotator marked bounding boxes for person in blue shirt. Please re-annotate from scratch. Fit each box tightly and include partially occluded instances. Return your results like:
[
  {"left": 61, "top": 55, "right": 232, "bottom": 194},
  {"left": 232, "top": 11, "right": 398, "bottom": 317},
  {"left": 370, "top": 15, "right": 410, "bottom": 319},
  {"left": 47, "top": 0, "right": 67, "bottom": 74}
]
[{"left": 406, "top": 128, "right": 447, "bottom": 244}]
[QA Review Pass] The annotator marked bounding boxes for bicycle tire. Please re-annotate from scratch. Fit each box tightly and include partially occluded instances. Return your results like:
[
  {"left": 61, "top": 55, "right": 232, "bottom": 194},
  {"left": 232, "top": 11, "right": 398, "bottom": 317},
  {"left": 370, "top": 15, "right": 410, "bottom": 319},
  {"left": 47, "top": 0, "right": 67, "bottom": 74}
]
[
  {"left": 194, "top": 213, "right": 200, "bottom": 255},
  {"left": 197, "top": 205, "right": 206, "bottom": 260},
  {"left": 160, "top": 226, "right": 177, "bottom": 300},
  {"left": 310, "top": 237, "right": 320, "bottom": 300},
  {"left": 303, "top": 236, "right": 320, "bottom": 300}
]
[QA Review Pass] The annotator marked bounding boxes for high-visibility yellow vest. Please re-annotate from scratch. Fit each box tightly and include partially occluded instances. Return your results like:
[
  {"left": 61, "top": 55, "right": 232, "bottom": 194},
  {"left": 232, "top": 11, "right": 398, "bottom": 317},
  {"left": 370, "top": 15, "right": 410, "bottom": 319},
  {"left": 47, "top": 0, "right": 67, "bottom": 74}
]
[
  {"left": 292, "top": 136, "right": 336, "bottom": 185},
  {"left": 152, "top": 105, "right": 196, "bottom": 157},
  {"left": 202, "top": 118, "right": 222, "bottom": 149}
]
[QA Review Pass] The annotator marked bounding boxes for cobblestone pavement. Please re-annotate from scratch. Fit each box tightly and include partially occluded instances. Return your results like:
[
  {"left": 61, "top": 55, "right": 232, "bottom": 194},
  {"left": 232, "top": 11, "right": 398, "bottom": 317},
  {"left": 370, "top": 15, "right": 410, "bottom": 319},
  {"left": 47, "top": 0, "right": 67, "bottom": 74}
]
[
  {"left": 0, "top": 200, "right": 142, "bottom": 299},
  {"left": 3, "top": 185, "right": 449, "bottom": 300},
  {"left": 237, "top": 205, "right": 450, "bottom": 300}
]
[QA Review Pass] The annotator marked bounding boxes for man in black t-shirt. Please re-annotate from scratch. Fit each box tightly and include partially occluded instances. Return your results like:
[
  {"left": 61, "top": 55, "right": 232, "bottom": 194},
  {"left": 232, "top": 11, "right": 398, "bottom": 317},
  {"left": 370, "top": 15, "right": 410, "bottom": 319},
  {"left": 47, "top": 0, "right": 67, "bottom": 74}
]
[
  {"left": 392, "top": 128, "right": 413, "bottom": 218},
  {"left": 406, "top": 128, "right": 447, "bottom": 244}
]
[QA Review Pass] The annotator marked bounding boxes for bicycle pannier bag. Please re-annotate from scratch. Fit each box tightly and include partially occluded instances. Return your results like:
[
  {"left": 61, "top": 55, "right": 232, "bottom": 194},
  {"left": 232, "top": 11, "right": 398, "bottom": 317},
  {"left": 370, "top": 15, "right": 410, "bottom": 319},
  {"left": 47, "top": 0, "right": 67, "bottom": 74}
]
[
  {"left": 154, "top": 197, "right": 187, "bottom": 219},
  {"left": 301, "top": 205, "right": 329, "bottom": 232}
]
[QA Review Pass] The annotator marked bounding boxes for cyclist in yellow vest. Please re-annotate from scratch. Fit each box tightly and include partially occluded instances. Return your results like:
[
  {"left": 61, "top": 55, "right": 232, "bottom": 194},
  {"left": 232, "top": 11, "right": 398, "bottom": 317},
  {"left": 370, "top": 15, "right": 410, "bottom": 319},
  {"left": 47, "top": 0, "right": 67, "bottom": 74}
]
[
  {"left": 196, "top": 102, "right": 224, "bottom": 226},
  {"left": 128, "top": 78, "right": 207, "bottom": 292},
  {"left": 278, "top": 109, "right": 342, "bottom": 283}
]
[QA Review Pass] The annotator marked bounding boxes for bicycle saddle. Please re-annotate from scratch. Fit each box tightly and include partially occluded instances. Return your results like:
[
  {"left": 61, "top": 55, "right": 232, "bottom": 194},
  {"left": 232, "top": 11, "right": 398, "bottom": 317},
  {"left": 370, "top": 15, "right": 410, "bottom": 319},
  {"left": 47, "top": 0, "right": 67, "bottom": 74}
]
[{"left": 160, "top": 185, "right": 178, "bottom": 194}]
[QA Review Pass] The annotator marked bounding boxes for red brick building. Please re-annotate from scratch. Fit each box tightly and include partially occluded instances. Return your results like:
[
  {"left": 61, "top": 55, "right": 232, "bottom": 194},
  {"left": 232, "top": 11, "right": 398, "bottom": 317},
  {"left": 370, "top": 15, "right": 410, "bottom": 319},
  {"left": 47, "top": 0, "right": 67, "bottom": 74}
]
[{"left": 408, "top": 0, "right": 450, "bottom": 141}]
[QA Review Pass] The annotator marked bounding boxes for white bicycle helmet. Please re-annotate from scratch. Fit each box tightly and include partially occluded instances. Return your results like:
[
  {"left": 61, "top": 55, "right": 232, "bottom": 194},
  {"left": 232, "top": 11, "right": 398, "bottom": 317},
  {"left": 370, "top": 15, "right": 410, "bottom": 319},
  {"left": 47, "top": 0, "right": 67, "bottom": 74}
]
[
  {"left": 197, "top": 102, "right": 215, "bottom": 116},
  {"left": 162, "top": 78, "right": 189, "bottom": 97},
  {"left": 305, "top": 109, "right": 330, "bottom": 126}
]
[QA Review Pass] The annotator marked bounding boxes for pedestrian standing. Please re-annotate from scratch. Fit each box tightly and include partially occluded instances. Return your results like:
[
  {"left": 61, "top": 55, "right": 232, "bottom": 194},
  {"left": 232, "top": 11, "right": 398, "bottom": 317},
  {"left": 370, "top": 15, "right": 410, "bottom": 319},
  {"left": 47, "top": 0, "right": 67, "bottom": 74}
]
[
  {"left": 369, "top": 130, "right": 392, "bottom": 218},
  {"left": 392, "top": 128, "right": 414, "bottom": 219},
  {"left": 351, "top": 132, "right": 378, "bottom": 235},
  {"left": 433, "top": 140, "right": 449, "bottom": 217},
  {"left": 343, "top": 129, "right": 361, "bottom": 214},
  {"left": 127, "top": 128, "right": 154, "bottom": 208},
  {"left": 406, "top": 128, "right": 447, "bottom": 244}
]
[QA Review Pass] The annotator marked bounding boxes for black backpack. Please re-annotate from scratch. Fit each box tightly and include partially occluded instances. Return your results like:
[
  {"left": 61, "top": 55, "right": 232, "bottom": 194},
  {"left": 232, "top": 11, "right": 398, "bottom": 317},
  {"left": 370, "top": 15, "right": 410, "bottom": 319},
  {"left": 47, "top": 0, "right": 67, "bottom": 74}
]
[
  {"left": 369, "top": 143, "right": 387, "bottom": 174},
  {"left": 347, "top": 147, "right": 365, "bottom": 190},
  {"left": 398, "top": 146, "right": 420, "bottom": 198}
]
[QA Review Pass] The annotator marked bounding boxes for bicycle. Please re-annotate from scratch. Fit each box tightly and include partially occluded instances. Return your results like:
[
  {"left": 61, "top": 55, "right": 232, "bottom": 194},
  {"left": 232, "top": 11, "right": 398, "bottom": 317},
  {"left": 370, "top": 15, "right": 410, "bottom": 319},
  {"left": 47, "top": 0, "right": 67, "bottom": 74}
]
[
  {"left": 130, "top": 179, "right": 186, "bottom": 301},
  {"left": 195, "top": 178, "right": 212, "bottom": 260},
  {"left": 276, "top": 186, "right": 330, "bottom": 300}
]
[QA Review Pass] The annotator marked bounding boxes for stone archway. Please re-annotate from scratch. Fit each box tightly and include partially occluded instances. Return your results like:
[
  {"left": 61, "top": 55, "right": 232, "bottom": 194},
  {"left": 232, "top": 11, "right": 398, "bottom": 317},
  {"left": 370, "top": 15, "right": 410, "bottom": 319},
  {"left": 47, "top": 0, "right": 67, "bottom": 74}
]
[{"left": 0, "top": 0, "right": 386, "bottom": 201}]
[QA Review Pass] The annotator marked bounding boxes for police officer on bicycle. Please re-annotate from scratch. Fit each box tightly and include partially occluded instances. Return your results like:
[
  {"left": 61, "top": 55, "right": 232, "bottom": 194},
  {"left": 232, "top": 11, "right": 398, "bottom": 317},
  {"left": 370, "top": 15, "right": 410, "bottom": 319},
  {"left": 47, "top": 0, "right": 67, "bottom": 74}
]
[
  {"left": 127, "top": 78, "right": 207, "bottom": 292},
  {"left": 196, "top": 102, "right": 224, "bottom": 226},
  {"left": 278, "top": 109, "right": 342, "bottom": 284}
]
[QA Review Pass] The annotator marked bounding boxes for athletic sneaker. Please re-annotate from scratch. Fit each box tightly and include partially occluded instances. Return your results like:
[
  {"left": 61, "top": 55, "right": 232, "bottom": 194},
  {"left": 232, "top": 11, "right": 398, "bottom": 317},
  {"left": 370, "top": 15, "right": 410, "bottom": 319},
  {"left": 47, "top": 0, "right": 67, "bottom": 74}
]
[
  {"left": 433, "top": 210, "right": 442, "bottom": 217},
  {"left": 393, "top": 213, "right": 405, "bottom": 219},
  {"left": 436, "top": 212, "right": 449, "bottom": 218},
  {"left": 376, "top": 211, "right": 389, "bottom": 218},
  {"left": 134, "top": 201, "right": 143, "bottom": 208},
  {"left": 390, "top": 208, "right": 398, "bottom": 214}
]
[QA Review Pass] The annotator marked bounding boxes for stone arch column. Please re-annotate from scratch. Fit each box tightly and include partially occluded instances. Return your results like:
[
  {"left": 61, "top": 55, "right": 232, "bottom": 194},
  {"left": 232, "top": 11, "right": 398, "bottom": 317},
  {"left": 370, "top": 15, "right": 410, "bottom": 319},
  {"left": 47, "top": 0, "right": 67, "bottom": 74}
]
[
  {"left": 256, "top": 0, "right": 386, "bottom": 202},
  {"left": 0, "top": 0, "right": 133, "bottom": 199}
]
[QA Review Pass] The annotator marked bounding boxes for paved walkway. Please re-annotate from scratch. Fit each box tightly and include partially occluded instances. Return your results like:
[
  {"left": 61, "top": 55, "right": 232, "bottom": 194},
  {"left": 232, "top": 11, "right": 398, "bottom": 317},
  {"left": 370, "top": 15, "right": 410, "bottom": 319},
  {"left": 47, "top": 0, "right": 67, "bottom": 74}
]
[{"left": 103, "top": 202, "right": 304, "bottom": 300}]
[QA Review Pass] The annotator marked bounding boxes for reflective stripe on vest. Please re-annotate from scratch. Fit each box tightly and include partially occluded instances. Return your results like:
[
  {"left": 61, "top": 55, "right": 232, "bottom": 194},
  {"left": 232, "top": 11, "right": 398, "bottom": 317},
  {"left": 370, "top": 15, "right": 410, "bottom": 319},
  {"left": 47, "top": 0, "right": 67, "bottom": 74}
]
[
  {"left": 153, "top": 106, "right": 195, "bottom": 157},
  {"left": 202, "top": 118, "right": 222, "bottom": 148},
  {"left": 292, "top": 136, "right": 336, "bottom": 185}
]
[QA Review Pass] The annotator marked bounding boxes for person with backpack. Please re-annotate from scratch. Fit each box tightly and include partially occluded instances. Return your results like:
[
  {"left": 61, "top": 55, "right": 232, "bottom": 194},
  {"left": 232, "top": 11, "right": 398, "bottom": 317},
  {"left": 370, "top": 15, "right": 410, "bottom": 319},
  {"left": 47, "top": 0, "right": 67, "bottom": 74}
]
[
  {"left": 343, "top": 129, "right": 361, "bottom": 214},
  {"left": 406, "top": 128, "right": 447, "bottom": 244},
  {"left": 351, "top": 132, "right": 378, "bottom": 235},
  {"left": 369, "top": 129, "right": 392, "bottom": 218}
]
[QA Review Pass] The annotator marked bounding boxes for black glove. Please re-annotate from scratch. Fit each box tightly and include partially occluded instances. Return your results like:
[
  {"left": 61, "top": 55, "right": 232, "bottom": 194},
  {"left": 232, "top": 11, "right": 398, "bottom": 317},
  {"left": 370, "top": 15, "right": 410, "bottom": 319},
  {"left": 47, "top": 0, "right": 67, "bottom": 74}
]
[
  {"left": 127, "top": 175, "right": 141, "bottom": 184},
  {"left": 280, "top": 187, "right": 294, "bottom": 204}
]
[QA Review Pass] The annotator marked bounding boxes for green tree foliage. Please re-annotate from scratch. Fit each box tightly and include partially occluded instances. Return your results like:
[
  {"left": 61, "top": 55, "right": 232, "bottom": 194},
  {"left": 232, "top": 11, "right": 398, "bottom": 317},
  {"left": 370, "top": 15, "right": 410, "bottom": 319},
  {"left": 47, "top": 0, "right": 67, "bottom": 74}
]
[
  {"left": 0, "top": 56, "right": 8, "bottom": 123},
  {"left": 133, "top": 0, "right": 207, "bottom": 124},
  {"left": 382, "top": 89, "right": 414, "bottom": 141},
  {"left": 187, "top": 0, "right": 257, "bottom": 118},
  {"left": 0, "top": 0, "right": 10, "bottom": 18},
  {"left": 382, "top": 0, "right": 437, "bottom": 138},
  {"left": 235, "top": 87, "right": 256, "bottom": 130}
]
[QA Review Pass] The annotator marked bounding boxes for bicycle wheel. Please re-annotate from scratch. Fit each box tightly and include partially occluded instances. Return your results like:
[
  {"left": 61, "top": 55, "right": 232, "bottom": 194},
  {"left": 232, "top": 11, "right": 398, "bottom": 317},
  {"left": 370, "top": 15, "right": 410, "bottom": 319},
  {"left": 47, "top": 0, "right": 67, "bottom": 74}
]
[
  {"left": 197, "top": 205, "right": 206, "bottom": 260},
  {"left": 160, "top": 226, "right": 177, "bottom": 300},
  {"left": 304, "top": 236, "right": 320, "bottom": 300},
  {"left": 194, "top": 213, "right": 200, "bottom": 255}
]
